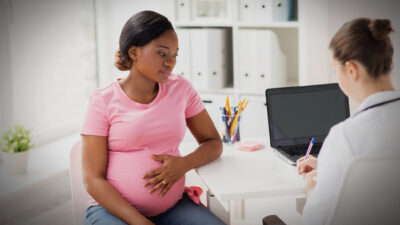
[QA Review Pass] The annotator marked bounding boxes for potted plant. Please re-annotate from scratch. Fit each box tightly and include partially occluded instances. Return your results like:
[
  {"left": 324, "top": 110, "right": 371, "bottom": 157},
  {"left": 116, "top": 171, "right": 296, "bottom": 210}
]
[{"left": 0, "top": 125, "right": 34, "bottom": 174}]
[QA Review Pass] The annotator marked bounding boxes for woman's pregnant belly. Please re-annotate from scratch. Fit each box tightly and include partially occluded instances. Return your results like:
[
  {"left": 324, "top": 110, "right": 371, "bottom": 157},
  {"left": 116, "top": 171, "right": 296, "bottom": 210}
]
[{"left": 106, "top": 149, "right": 185, "bottom": 217}]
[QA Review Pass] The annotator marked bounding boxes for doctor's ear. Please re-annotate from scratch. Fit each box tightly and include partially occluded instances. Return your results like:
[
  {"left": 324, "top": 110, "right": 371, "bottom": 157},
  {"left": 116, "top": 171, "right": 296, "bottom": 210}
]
[{"left": 344, "top": 61, "right": 359, "bottom": 81}]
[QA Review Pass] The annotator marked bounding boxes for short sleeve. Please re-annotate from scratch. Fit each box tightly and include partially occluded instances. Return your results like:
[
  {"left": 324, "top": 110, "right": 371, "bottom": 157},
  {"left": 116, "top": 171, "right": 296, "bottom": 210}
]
[
  {"left": 181, "top": 77, "right": 205, "bottom": 118},
  {"left": 80, "top": 90, "right": 109, "bottom": 136}
]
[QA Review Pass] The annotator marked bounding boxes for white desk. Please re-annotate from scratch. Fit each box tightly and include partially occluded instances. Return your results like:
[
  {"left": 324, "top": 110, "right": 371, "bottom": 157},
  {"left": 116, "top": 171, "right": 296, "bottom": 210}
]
[{"left": 180, "top": 140, "right": 305, "bottom": 224}]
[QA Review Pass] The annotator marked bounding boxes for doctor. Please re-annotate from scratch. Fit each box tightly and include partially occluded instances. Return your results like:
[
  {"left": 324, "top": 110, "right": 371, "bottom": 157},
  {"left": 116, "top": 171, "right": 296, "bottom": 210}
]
[{"left": 297, "top": 18, "right": 400, "bottom": 225}]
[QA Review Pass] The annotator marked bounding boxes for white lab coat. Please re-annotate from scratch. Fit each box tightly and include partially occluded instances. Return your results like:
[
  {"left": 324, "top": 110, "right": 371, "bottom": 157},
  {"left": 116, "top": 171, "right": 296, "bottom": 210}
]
[{"left": 302, "top": 90, "right": 400, "bottom": 225}]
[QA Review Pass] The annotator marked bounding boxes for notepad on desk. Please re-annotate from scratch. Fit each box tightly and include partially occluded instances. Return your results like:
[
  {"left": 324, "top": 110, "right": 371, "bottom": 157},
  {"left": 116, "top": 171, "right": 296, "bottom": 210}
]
[{"left": 236, "top": 141, "right": 264, "bottom": 151}]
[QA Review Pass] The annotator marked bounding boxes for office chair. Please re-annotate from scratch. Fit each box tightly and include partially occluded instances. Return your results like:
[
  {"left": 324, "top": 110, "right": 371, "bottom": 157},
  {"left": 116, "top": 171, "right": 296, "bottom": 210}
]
[
  {"left": 69, "top": 141, "right": 90, "bottom": 225},
  {"left": 263, "top": 154, "right": 400, "bottom": 225}
]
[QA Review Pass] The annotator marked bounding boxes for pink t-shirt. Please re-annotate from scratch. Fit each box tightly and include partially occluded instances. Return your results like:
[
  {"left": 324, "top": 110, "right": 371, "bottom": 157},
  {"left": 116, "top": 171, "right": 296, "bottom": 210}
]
[{"left": 80, "top": 74, "right": 204, "bottom": 216}]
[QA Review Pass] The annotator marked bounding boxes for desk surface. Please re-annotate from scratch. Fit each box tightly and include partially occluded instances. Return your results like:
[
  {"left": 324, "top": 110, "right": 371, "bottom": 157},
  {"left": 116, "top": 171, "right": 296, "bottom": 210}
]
[{"left": 180, "top": 139, "right": 305, "bottom": 202}]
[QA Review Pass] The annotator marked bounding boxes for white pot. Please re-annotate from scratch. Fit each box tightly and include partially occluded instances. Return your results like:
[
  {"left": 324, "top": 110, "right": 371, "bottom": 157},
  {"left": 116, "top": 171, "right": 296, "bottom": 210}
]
[{"left": 1, "top": 151, "right": 29, "bottom": 174}]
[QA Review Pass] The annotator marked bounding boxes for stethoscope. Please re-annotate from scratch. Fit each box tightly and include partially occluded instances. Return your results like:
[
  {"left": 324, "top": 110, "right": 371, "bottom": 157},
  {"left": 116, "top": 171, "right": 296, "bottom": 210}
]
[{"left": 352, "top": 96, "right": 400, "bottom": 117}]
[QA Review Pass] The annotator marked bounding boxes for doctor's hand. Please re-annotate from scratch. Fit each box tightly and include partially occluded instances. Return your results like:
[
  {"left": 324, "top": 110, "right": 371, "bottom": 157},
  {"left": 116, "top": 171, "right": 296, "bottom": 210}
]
[
  {"left": 143, "top": 154, "right": 189, "bottom": 197},
  {"left": 297, "top": 155, "right": 318, "bottom": 176},
  {"left": 304, "top": 169, "right": 317, "bottom": 196}
]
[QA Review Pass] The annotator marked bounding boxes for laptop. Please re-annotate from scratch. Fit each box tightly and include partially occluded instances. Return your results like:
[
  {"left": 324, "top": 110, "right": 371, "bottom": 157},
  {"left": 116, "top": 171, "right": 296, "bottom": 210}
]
[{"left": 265, "top": 83, "right": 350, "bottom": 166}]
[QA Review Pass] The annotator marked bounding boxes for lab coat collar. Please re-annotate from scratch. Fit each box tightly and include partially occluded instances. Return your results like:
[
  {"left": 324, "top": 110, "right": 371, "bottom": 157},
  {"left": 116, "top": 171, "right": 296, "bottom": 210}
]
[{"left": 354, "top": 90, "right": 400, "bottom": 116}]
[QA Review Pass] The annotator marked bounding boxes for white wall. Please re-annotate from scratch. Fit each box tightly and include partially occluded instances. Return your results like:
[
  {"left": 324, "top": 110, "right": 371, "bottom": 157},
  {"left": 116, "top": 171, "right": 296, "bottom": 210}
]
[
  {"left": 0, "top": 1, "right": 13, "bottom": 135},
  {"left": 2, "top": 0, "right": 97, "bottom": 145},
  {"left": 299, "top": 0, "right": 400, "bottom": 111}
]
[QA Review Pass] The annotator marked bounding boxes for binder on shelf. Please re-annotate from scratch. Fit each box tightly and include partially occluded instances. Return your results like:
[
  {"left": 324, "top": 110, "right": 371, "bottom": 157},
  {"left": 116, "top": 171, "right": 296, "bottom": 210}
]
[
  {"left": 191, "top": 29, "right": 209, "bottom": 90},
  {"left": 208, "top": 29, "right": 225, "bottom": 89},
  {"left": 238, "top": 0, "right": 254, "bottom": 22},
  {"left": 176, "top": 0, "right": 191, "bottom": 21},
  {"left": 174, "top": 29, "right": 191, "bottom": 80},
  {"left": 254, "top": 0, "right": 273, "bottom": 23},
  {"left": 253, "top": 29, "right": 271, "bottom": 92},
  {"left": 268, "top": 30, "right": 286, "bottom": 88},
  {"left": 190, "top": 28, "right": 230, "bottom": 90},
  {"left": 238, "top": 29, "right": 255, "bottom": 90},
  {"left": 272, "top": 0, "right": 290, "bottom": 22},
  {"left": 238, "top": 29, "right": 286, "bottom": 92},
  {"left": 254, "top": 29, "right": 286, "bottom": 91}
]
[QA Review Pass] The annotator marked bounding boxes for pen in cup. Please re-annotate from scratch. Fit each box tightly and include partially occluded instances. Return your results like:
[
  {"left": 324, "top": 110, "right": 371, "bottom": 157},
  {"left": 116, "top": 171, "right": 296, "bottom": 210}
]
[{"left": 220, "top": 107, "right": 231, "bottom": 142}]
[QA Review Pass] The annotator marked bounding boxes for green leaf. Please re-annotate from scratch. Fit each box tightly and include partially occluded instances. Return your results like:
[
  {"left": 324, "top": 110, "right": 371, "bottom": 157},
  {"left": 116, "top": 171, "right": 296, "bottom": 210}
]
[{"left": 0, "top": 125, "right": 34, "bottom": 153}]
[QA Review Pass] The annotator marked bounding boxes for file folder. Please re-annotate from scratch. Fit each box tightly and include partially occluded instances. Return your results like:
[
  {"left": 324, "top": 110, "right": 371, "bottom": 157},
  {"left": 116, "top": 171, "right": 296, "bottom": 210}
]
[
  {"left": 254, "top": 29, "right": 286, "bottom": 91},
  {"left": 253, "top": 29, "right": 272, "bottom": 91},
  {"left": 238, "top": 0, "right": 254, "bottom": 22},
  {"left": 238, "top": 29, "right": 286, "bottom": 92},
  {"left": 174, "top": 29, "right": 191, "bottom": 80},
  {"left": 176, "top": 0, "right": 191, "bottom": 21},
  {"left": 191, "top": 29, "right": 208, "bottom": 90},
  {"left": 254, "top": 0, "right": 273, "bottom": 23},
  {"left": 268, "top": 30, "right": 286, "bottom": 88},
  {"left": 238, "top": 29, "right": 255, "bottom": 90},
  {"left": 208, "top": 28, "right": 229, "bottom": 89},
  {"left": 190, "top": 28, "right": 229, "bottom": 90},
  {"left": 272, "top": 0, "right": 290, "bottom": 21}
]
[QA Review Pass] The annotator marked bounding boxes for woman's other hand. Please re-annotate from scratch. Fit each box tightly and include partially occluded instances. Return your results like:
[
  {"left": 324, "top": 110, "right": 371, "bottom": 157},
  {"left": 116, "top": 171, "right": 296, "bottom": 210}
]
[
  {"left": 297, "top": 155, "right": 318, "bottom": 175},
  {"left": 142, "top": 154, "right": 189, "bottom": 197}
]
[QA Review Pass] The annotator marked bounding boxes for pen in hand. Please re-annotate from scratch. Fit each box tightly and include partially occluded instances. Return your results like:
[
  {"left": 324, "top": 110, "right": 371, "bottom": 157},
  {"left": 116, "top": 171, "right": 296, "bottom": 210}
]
[
  {"left": 297, "top": 137, "right": 315, "bottom": 178},
  {"left": 304, "top": 137, "right": 315, "bottom": 160}
]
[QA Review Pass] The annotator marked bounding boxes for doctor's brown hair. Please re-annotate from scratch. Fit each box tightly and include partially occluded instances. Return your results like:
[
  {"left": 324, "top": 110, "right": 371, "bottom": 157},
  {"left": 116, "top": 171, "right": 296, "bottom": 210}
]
[
  {"left": 115, "top": 11, "right": 174, "bottom": 71},
  {"left": 329, "top": 18, "right": 394, "bottom": 79}
]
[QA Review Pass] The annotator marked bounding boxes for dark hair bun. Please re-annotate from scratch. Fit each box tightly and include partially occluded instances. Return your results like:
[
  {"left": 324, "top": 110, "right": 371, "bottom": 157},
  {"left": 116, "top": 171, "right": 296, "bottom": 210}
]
[
  {"left": 368, "top": 19, "right": 394, "bottom": 41},
  {"left": 115, "top": 49, "right": 132, "bottom": 71}
]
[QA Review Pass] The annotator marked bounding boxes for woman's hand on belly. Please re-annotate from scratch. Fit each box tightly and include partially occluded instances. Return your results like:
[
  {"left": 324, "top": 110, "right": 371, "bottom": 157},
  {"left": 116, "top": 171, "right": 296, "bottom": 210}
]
[{"left": 143, "top": 154, "right": 190, "bottom": 197}]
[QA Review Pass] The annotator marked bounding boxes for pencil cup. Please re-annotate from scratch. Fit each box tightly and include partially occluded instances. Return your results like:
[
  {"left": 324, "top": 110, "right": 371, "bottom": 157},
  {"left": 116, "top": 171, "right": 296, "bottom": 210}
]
[{"left": 220, "top": 114, "right": 241, "bottom": 144}]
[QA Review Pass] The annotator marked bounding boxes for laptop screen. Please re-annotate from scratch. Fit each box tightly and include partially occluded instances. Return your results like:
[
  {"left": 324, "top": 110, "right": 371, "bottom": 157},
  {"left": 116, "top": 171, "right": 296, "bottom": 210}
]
[{"left": 266, "top": 83, "right": 349, "bottom": 148}]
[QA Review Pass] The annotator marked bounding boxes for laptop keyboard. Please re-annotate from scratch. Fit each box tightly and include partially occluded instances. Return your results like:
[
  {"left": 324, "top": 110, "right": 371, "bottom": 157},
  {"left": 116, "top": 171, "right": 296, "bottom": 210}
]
[{"left": 281, "top": 144, "right": 322, "bottom": 156}]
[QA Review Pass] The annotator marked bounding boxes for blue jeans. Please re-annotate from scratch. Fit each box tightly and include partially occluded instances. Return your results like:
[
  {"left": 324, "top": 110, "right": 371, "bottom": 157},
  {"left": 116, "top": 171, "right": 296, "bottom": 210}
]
[{"left": 85, "top": 194, "right": 226, "bottom": 225}]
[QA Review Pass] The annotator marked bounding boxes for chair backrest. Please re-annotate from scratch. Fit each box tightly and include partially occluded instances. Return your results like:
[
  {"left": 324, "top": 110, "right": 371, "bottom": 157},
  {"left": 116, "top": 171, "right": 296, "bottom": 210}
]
[
  {"left": 69, "top": 141, "right": 90, "bottom": 225},
  {"left": 326, "top": 154, "right": 400, "bottom": 225}
]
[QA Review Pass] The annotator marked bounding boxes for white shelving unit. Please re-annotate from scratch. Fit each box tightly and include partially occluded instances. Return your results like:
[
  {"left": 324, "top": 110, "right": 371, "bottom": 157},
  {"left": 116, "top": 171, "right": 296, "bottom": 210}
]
[
  {"left": 173, "top": 23, "right": 299, "bottom": 95},
  {"left": 175, "top": 2, "right": 301, "bottom": 222},
  {"left": 175, "top": 21, "right": 298, "bottom": 28},
  {"left": 174, "top": 0, "right": 299, "bottom": 140}
]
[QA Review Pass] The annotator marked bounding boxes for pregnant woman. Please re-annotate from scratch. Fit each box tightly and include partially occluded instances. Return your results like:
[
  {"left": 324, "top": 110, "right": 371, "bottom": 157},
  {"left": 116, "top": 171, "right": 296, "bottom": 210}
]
[{"left": 81, "top": 10, "right": 226, "bottom": 225}]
